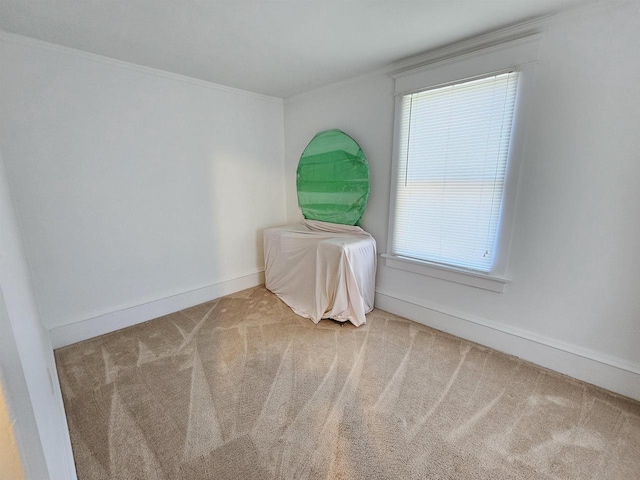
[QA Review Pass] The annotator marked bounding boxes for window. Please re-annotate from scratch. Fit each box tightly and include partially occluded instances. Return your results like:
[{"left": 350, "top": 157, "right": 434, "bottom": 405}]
[
  {"left": 385, "top": 34, "right": 541, "bottom": 290},
  {"left": 390, "top": 72, "right": 519, "bottom": 273}
]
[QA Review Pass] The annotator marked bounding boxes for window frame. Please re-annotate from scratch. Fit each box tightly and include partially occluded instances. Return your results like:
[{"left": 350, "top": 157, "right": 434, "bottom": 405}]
[{"left": 385, "top": 34, "right": 542, "bottom": 291}]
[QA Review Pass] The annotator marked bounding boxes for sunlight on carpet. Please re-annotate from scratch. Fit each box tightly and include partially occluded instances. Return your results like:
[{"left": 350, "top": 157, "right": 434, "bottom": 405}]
[{"left": 55, "top": 286, "right": 640, "bottom": 479}]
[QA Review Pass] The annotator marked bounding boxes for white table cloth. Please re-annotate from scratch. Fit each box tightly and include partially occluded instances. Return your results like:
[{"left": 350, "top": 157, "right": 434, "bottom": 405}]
[{"left": 264, "top": 220, "right": 376, "bottom": 326}]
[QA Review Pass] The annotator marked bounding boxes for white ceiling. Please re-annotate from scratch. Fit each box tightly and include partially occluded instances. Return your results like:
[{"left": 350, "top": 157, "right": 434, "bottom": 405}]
[{"left": 0, "top": 1, "right": 593, "bottom": 98}]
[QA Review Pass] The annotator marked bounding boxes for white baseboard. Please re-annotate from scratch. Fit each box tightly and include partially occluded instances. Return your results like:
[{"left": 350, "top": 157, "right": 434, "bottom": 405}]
[
  {"left": 50, "top": 270, "right": 265, "bottom": 348},
  {"left": 44, "top": 336, "right": 79, "bottom": 480},
  {"left": 375, "top": 290, "right": 640, "bottom": 401}
]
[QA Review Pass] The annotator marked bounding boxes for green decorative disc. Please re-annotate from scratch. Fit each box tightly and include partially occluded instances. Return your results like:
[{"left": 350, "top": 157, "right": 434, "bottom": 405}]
[{"left": 297, "top": 129, "right": 370, "bottom": 225}]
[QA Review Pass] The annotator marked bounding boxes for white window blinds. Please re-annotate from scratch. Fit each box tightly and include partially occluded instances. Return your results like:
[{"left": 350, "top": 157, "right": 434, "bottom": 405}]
[{"left": 392, "top": 71, "right": 519, "bottom": 272}]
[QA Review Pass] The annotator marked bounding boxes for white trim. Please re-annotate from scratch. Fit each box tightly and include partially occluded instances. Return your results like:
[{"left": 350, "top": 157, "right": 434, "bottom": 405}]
[
  {"left": 45, "top": 339, "right": 78, "bottom": 480},
  {"left": 382, "top": 254, "right": 508, "bottom": 293},
  {"left": 385, "top": 92, "right": 403, "bottom": 261},
  {"left": 0, "top": 31, "right": 283, "bottom": 105},
  {"left": 393, "top": 33, "right": 543, "bottom": 95},
  {"left": 285, "top": 19, "right": 549, "bottom": 104},
  {"left": 0, "top": 1, "right": 606, "bottom": 105},
  {"left": 49, "top": 268, "right": 265, "bottom": 329},
  {"left": 49, "top": 270, "right": 265, "bottom": 348},
  {"left": 390, "top": 33, "right": 542, "bottom": 77},
  {"left": 386, "top": 1, "right": 613, "bottom": 76},
  {"left": 374, "top": 290, "right": 640, "bottom": 401},
  {"left": 285, "top": 0, "right": 613, "bottom": 103}
]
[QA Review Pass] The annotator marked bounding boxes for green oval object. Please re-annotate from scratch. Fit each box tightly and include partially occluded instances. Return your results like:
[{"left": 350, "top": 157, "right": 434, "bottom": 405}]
[{"left": 297, "top": 129, "right": 370, "bottom": 225}]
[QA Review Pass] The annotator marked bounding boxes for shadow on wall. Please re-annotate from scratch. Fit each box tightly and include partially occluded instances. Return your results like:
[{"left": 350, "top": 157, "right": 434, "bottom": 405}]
[{"left": 207, "top": 152, "right": 287, "bottom": 277}]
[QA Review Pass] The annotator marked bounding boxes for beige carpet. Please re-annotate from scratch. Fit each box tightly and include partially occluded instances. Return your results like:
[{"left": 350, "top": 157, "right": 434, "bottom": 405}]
[{"left": 55, "top": 286, "right": 640, "bottom": 480}]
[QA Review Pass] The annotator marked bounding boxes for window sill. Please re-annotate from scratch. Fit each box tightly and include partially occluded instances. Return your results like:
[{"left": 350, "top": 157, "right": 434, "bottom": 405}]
[{"left": 381, "top": 254, "right": 509, "bottom": 293}]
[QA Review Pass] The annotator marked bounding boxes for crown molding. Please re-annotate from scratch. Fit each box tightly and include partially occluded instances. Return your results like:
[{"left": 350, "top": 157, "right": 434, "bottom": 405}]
[
  {"left": 285, "top": 14, "right": 550, "bottom": 105},
  {"left": 388, "top": 25, "right": 547, "bottom": 77},
  {"left": 391, "top": 32, "right": 544, "bottom": 86},
  {"left": 284, "top": 14, "right": 552, "bottom": 104},
  {"left": 388, "top": 0, "right": 616, "bottom": 76},
  {"left": 0, "top": 30, "right": 283, "bottom": 105},
  {"left": 285, "top": 0, "right": 616, "bottom": 103},
  {"left": 284, "top": 68, "right": 389, "bottom": 105}
]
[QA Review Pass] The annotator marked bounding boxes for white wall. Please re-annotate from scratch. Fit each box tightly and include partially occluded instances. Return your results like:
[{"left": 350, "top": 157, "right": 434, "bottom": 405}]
[
  {"left": 0, "top": 149, "right": 75, "bottom": 479},
  {"left": 284, "top": 2, "right": 640, "bottom": 398},
  {"left": 0, "top": 34, "right": 287, "bottom": 331}
]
